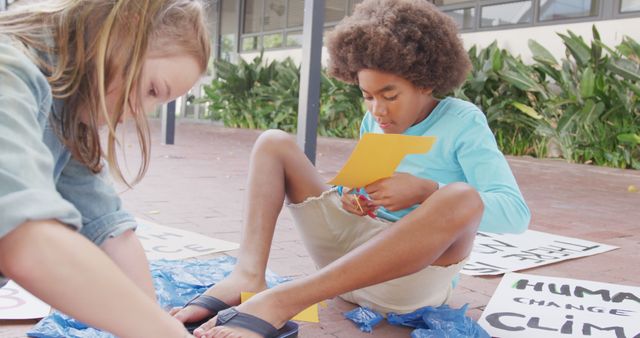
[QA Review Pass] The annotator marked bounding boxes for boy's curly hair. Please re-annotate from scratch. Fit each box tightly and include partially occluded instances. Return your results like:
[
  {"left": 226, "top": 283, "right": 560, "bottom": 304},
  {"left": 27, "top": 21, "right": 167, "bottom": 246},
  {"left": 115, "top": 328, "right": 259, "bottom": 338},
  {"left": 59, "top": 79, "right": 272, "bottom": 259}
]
[{"left": 326, "top": 0, "right": 470, "bottom": 95}]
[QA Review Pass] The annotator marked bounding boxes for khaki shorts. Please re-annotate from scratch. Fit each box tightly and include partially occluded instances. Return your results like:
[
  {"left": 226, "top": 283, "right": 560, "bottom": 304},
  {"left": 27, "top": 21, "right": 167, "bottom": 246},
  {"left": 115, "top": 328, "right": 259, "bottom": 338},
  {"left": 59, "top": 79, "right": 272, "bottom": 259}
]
[{"left": 287, "top": 189, "right": 467, "bottom": 315}]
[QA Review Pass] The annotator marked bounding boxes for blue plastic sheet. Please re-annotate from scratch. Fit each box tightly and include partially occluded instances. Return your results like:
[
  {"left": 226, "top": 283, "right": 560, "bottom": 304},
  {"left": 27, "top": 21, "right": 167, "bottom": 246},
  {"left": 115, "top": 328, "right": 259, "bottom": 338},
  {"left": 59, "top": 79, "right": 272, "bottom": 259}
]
[
  {"left": 388, "top": 304, "right": 489, "bottom": 338},
  {"left": 344, "top": 307, "right": 384, "bottom": 333},
  {"left": 345, "top": 304, "right": 489, "bottom": 337},
  {"left": 28, "top": 256, "right": 288, "bottom": 338}
]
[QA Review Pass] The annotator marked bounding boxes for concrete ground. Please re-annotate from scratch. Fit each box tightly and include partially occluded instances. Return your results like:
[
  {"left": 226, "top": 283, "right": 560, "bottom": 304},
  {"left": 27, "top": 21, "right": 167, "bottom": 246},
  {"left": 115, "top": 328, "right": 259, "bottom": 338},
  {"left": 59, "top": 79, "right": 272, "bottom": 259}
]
[{"left": 1, "top": 120, "right": 639, "bottom": 337}]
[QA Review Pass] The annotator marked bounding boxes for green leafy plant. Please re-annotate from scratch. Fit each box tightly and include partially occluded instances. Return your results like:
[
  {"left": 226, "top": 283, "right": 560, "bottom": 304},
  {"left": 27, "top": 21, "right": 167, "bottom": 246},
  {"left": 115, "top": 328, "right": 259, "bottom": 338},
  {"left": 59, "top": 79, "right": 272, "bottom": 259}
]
[
  {"left": 454, "top": 42, "right": 548, "bottom": 157},
  {"left": 525, "top": 27, "right": 639, "bottom": 168},
  {"left": 199, "top": 28, "right": 639, "bottom": 169},
  {"left": 201, "top": 53, "right": 363, "bottom": 138},
  {"left": 455, "top": 27, "right": 639, "bottom": 168}
]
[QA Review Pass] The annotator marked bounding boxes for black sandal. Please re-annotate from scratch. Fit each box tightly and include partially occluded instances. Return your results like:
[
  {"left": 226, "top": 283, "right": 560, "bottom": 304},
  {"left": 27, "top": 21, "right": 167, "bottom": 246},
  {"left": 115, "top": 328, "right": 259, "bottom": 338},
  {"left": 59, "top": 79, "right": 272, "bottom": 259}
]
[
  {"left": 215, "top": 307, "right": 299, "bottom": 338},
  {"left": 182, "top": 294, "right": 231, "bottom": 333}
]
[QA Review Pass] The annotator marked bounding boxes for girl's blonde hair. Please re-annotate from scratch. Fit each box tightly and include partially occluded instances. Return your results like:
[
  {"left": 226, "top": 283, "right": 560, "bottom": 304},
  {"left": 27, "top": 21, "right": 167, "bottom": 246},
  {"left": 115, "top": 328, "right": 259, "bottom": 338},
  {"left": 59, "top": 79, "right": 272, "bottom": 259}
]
[{"left": 0, "top": 0, "right": 211, "bottom": 185}]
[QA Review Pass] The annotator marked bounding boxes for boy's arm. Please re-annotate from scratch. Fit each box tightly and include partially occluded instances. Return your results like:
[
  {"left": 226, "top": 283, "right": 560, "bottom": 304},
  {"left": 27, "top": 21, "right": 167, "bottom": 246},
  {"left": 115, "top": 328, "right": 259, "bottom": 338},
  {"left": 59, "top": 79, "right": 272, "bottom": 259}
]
[
  {"left": 456, "top": 115, "right": 531, "bottom": 234},
  {"left": 0, "top": 220, "right": 191, "bottom": 338},
  {"left": 359, "top": 112, "right": 441, "bottom": 211},
  {"left": 365, "top": 173, "right": 439, "bottom": 211}
]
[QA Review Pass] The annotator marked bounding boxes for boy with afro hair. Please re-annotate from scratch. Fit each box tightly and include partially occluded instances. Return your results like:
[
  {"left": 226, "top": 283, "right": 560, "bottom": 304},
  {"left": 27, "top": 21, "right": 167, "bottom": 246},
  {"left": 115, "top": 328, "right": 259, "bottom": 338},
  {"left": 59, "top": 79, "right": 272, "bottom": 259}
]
[{"left": 173, "top": 0, "right": 530, "bottom": 336}]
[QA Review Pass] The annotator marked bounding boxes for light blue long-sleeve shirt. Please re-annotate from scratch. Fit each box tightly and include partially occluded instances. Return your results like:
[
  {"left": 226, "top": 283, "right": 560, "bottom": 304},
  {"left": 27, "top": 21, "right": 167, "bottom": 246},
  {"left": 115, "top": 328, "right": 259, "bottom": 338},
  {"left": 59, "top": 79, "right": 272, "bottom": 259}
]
[{"left": 359, "top": 97, "right": 530, "bottom": 234}]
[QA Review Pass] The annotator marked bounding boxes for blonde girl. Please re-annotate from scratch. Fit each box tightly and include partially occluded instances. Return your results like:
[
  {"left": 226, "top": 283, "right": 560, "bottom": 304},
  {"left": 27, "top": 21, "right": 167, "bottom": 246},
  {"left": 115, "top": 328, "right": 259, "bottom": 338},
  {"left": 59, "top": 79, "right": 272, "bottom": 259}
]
[{"left": 0, "top": 0, "right": 210, "bottom": 337}]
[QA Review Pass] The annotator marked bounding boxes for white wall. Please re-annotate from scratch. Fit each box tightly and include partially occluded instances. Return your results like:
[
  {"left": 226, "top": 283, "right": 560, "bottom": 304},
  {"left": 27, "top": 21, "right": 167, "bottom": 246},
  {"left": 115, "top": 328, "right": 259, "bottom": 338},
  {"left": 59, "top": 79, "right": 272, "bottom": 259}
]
[
  {"left": 460, "top": 17, "right": 640, "bottom": 62},
  {"left": 241, "top": 17, "right": 640, "bottom": 66}
]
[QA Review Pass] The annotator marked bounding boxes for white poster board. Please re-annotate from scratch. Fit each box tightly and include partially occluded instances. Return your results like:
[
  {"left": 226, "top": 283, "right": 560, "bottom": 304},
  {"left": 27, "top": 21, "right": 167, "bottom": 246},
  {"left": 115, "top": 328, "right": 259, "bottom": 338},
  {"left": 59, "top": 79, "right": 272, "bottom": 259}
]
[
  {"left": 136, "top": 219, "right": 239, "bottom": 260},
  {"left": 479, "top": 273, "right": 640, "bottom": 338},
  {"left": 0, "top": 281, "right": 50, "bottom": 319},
  {"left": 462, "top": 230, "right": 618, "bottom": 276}
]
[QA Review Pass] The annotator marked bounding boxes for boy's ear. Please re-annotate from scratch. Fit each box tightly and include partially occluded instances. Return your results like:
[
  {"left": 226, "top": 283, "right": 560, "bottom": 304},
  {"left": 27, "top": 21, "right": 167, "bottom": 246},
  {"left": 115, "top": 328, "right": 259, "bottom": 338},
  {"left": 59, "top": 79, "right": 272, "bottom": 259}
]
[{"left": 421, "top": 87, "right": 434, "bottom": 95}]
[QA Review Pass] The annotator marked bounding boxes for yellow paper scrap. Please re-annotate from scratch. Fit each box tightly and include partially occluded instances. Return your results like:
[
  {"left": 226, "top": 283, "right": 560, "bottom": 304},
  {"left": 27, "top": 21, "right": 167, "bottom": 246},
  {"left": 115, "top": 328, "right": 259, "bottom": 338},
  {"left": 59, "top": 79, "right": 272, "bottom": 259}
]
[
  {"left": 241, "top": 292, "right": 319, "bottom": 323},
  {"left": 328, "top": 134, "right": 436, "bottom": 188}
]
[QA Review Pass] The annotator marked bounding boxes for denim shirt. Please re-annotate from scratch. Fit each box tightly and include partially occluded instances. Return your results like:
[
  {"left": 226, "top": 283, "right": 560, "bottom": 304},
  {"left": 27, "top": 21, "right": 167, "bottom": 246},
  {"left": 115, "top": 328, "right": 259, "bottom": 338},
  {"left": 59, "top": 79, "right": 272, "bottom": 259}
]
[{"left": 0, "top": 37, "right": 136, "bottom": 245}]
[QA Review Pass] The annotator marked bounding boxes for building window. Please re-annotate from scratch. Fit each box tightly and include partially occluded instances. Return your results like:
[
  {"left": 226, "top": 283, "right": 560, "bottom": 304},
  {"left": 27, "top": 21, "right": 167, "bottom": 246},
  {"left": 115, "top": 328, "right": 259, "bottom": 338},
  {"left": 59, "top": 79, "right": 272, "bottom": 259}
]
[
  {"left": 220, "top": 0, "right": 238, "bottom": 60},
  {"left": 263, "top": 32, "right": 284, "bottom": 48},
  {"left": 287, "top": 0, "right": 304, "bottom": 27},
  {"left": 432, "top": 0, "right": 475, "bottom": 4},
  {"left": 241, "top": 36, "right": 260, "bottom": 52},
  {"left": 539, "top": 0, "right": 599, "bottom": 21},
  {"left": 480, "top": 1, "right": 532, "bottom": 28},
  {"left": 621, "top": 0, "right": 640, "bottom": 12},
  {"left": 264, "top": 0, "right": 286, "bottom": 31},
  {"left": 239, "top": 0, "right": 358, "bottom": 51},
  {"left": 243, "top": 0, "right": 262, "bottom": 34},
  {"left": 325, "top": 0, "right": 348, "bottom": 23},
  {"left": 445, "top": 7, "right": 476, "bottom": 30},
  {"left": 233, "top": 0, "right": 639, "bottom": 52},
  {"left": 286, "top": 30, "right": 303, "bottom": 47}
]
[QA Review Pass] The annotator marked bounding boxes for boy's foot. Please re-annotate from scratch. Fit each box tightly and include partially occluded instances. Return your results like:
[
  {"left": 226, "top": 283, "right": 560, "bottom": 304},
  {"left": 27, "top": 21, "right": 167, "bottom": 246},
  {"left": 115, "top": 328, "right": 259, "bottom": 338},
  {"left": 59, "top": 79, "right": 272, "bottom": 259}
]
[
  {"left": 192, "top": 291, "right": 295, "bottom": 338},
  {"left": 170, "top": 273, "right": 267, "bottom": 326}
]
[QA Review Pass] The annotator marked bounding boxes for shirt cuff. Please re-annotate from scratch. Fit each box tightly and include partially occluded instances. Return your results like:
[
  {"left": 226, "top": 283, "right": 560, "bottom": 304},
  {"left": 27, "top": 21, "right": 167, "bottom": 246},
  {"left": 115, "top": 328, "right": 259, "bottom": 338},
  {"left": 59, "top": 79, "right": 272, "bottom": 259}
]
[
  {"left": 0, "top": 189, "right": 82, "bottom": 239},
  {"left": 79, "top": 211, "right": 137, "bottom": 246}
]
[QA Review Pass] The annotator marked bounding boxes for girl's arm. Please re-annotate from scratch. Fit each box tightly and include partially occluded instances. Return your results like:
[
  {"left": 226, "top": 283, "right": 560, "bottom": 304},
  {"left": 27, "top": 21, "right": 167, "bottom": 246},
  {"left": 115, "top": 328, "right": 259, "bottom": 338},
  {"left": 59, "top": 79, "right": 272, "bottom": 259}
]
[
  {"left": 0, "top": 220, "right": 191, "bottom": 338},
  {"left": 0, "top": 42, "right": 189, "bottom": 337},
  {"left": 57, "top": 157, "right": 155, "bottom": 298}
]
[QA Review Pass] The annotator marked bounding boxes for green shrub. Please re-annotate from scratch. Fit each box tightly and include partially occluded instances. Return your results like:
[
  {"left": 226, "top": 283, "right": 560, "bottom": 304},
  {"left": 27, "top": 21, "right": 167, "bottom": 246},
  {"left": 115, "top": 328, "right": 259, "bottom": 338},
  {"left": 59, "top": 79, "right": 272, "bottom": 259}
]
[
  {"left": 201, "top": 53, "right": 363, "bottom": 138},
  {"left": 455, "top": 26, "right": 639, "bottom": 169},
  {"left": 200, "top": 28, "right": 640, "bottom": 169}
]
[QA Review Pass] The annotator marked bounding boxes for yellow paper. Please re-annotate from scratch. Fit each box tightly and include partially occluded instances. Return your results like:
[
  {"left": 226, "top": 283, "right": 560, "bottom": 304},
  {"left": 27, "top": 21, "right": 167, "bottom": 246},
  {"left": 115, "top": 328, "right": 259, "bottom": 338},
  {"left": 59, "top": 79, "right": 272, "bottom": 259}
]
[
  {"left": 241, "top": 292, "right": 319, "bottom": 323},
  {"left": 328, "top": 134, "right": 436, "bottom": 188}
]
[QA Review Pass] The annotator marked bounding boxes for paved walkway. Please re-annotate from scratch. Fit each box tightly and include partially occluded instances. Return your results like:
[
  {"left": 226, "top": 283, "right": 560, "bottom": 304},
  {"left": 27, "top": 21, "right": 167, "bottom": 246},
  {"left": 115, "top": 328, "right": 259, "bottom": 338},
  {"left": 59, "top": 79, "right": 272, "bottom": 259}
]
[{"left": 1, "top": 120, "right": 639, "bottom": 337}]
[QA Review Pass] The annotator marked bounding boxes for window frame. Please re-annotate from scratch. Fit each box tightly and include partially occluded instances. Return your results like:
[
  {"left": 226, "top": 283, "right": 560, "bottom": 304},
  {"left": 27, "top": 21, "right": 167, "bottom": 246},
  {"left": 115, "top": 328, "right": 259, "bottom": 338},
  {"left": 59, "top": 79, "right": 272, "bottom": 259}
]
[
  {"left": 615, "top": 0, "right": 640, "bottom": 16},
  {"left": 436, "top": 0, "right": 620, "bottom": 32},
  {"left": 235, "top": 0, "right": 640, "bottom": 53},
  {"left": 238, "top": 0, "right": 360, "bottom": 52}
]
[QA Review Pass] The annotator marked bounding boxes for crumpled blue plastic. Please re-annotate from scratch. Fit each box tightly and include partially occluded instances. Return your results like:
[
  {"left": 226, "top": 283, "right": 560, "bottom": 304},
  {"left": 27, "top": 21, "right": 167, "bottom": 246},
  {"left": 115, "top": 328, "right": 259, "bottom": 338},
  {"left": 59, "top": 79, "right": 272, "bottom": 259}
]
[
  {"left": 27, "top": 256, "right": 289, "bottom": 338},
  {"left": 344, "top": 306, "right": 384, "bottom": 333},
  {"left": 345, "top": 304, "right": 489, "bottom": 338},
  {"left": 388, "top": 304, "right": 490, "bottom": 338}
]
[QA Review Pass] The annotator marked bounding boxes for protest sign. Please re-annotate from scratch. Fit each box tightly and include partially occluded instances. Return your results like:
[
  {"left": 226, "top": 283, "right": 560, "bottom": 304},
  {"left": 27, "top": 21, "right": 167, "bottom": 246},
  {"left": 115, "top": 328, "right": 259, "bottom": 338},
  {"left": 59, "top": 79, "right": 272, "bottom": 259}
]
[
  {"left": 479, "top": 273, "right": 640, "bottom": 338},
  {"left": 0, "top": 281, "right": 50, "bottom": 319},
  {"left": 136, "top": 218, "right": 239, "bottom": 260},
  {"left": 462, "top": 230, "right": 617, "bottom": 276},
  {"left": 328, "top": 134, "right": 435, "bottom": 188}
]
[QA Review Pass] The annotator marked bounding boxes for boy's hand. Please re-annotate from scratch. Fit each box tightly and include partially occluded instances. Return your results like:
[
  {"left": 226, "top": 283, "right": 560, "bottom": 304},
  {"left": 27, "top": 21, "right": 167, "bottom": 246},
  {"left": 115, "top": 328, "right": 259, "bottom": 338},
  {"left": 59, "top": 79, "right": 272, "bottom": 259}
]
[
  {"left": 365, "top": 173, "right": 437, "bottom": 211},
  {"left": 340, "top": 188, "right": 377, "bottom": 217}
]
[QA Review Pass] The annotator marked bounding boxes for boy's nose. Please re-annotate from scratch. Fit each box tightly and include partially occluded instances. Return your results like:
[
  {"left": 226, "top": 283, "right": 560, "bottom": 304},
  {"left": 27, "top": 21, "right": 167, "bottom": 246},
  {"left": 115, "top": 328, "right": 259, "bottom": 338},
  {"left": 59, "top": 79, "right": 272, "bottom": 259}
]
[{"left": 372, "top": 100, "right": 387, "bottom": 116}]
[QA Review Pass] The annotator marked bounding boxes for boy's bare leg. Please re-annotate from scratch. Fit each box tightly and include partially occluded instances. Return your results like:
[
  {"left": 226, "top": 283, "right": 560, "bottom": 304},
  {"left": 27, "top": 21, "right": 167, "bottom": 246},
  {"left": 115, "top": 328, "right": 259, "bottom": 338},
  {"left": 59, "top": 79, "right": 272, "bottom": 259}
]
[
  {"left": 173, "top": 130, "right": 328, "bottom": 323},
  {"left": 101, "top": 229, "right": 156, "bottom": 299},
  {"left": 200, "top": 182, "right": 483, "bottom": 338}
]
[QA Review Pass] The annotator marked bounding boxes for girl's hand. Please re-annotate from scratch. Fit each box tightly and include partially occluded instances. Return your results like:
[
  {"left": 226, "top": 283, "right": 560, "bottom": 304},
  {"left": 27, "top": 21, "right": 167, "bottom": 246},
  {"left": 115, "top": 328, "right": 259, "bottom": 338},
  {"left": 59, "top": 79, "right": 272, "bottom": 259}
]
[
  {"left": 365, "top": 173, "right": 438, "bottom": 211},
  {"left": 340, "top": 188, "right": 377, "bottom": 217}
]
